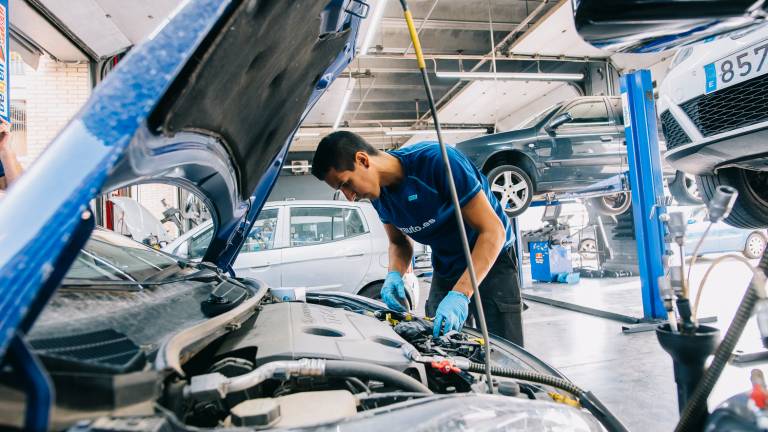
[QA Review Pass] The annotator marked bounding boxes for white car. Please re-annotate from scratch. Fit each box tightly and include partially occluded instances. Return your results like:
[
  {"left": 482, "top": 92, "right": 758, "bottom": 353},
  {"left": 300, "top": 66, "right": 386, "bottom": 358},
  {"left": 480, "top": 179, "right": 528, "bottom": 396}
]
[
  {"left": 165, "top": 200, "right": 420, "bottom": 305},
  {"left": 659, "top": 24, "right": 768, "bottom": 228}
]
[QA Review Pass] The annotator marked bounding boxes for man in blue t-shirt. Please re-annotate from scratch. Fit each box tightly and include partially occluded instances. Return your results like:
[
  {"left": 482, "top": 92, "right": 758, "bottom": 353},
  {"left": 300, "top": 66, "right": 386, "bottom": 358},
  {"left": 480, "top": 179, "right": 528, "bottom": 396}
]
[{"left": 312, "top": 131, "right": 523, "bottom": 346}]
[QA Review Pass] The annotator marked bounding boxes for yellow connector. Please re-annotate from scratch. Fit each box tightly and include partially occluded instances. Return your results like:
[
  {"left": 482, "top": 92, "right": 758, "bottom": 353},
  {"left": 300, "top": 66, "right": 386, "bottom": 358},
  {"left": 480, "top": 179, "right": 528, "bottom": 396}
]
[{"left": 549, "top": 392, "right": 580, "bottom": 407}]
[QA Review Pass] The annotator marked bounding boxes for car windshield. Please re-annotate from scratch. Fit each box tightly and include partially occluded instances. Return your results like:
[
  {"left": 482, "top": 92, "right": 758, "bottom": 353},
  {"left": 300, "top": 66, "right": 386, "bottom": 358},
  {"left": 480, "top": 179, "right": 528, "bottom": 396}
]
[
  {"left": 64, "top": 228, "right": 178, "bottom": 283},
  {"left": 515, "top": 105, "right": 560, "bottom": 129}
]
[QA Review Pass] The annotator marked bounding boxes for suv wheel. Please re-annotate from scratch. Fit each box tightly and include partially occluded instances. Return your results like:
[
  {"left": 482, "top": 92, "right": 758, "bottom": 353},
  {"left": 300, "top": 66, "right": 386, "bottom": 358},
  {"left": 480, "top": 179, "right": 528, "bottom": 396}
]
[
  {"left": 744, "top": 232, "right": 767, "bottom": 259},
  {"left": 697, "top": 168, "right": 768, "bottom": 229},
  {"left": 589, "top": 192, "right": 631, "bottom": 216},
  {"left": 486, "top": 165, "right": 533, "bottom": 217},
  {"left": 669, "top": 171, "right": 703, "bottom": 206}
]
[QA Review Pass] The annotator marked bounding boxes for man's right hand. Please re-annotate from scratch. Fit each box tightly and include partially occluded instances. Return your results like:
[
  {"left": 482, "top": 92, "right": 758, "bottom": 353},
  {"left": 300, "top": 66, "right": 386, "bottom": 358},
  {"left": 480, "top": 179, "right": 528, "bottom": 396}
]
[{"left": 380, "top": 271, "right": 407, "bottom": 312}]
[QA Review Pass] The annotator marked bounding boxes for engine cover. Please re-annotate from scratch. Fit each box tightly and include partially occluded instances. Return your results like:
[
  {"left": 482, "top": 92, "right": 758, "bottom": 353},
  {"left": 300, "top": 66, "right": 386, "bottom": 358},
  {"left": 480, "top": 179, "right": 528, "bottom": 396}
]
[{"left": 216, "top": 302, "right": 414, "bottom": 371}]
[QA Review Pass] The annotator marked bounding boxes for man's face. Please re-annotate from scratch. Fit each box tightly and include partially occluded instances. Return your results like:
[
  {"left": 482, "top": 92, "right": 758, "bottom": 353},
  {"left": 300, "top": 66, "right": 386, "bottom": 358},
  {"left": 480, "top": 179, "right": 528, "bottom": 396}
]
[{"left": 323, "top": 152, "right": 380, "bottom": 201}]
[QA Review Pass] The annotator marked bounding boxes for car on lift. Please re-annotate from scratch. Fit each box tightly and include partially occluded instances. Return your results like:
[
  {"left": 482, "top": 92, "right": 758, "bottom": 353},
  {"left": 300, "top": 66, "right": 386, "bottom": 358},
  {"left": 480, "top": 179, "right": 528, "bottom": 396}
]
[
  {"left": 659, "top": 23, "right": 768, "bottom": 229},
  {"left": 165, "top": 200, "right": 420, "bottom": 304},
  {"left": 454, "top": 96, "right": 698, "bottom": 217},
  {"left": 0, "top": 1, "right": 621, "bottom": 431}
]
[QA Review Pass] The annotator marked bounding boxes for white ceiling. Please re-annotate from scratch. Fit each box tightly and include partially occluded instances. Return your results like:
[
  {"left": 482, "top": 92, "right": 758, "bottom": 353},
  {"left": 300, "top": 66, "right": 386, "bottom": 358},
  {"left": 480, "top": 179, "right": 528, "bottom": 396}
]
[
  {"left": 508, "top": 0, "right": 607, "bottom": 58},
  {"left": 10, "top": 0, "right": 180, "bottom": 61},
  {"left": 11, "top": 0, "right": 88, "bottom": 62},
  {"left": 437, "top": 80, "right": 571, "bottom": 125}
]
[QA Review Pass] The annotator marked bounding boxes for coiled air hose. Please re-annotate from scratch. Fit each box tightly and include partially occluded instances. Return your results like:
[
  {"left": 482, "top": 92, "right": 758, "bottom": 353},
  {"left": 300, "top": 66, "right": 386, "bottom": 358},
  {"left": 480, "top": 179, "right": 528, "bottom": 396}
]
[
  {"left": 675, "top": 250, "right": 768, "bottom": 432},
  {"left": 466, "top": 362, "right": 629, "bottom": 432}
]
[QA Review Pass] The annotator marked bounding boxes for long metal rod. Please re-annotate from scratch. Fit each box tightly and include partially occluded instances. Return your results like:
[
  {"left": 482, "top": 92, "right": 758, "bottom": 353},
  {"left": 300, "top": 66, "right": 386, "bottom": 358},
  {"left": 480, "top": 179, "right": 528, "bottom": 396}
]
[{"left": 398, "top": 0, "right": 495, "bottom": 393}]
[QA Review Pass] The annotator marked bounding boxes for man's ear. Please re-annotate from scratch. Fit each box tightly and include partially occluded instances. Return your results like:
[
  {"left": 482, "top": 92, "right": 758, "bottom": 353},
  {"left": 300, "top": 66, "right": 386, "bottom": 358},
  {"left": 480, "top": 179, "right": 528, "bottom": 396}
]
[{"left": 357, "top": 151, "right": 370, "bottom": 168}]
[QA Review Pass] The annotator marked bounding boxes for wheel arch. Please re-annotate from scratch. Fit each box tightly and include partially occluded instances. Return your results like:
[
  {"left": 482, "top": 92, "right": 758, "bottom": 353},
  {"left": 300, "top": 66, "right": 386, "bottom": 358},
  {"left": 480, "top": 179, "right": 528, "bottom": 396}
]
[{"left": 482, "top": 150, "right": 539, "bottom": 189}]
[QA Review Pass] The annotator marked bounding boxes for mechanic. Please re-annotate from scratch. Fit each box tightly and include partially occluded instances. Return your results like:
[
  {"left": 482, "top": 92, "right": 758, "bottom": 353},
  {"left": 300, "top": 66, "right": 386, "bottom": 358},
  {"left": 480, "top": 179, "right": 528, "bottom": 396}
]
[
  {"left": 0, "top": 119, "right": 21, "bottom": 192},
  {"left": 311, "top": 131, "right": 523, "bottom": 346}
]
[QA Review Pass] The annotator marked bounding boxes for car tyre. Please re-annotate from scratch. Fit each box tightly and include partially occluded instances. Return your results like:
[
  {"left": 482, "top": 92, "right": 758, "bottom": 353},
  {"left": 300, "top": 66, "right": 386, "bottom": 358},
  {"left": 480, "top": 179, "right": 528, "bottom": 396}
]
[
  {"left": 669, "top": 171, "right": 703, "bottom": 206},
  {"left": 744, "top": 232, "right": 767, "bottom": 259},
  {"left": 589, "top": 192, "right": 631, "bottom": 216},
  {"left": 578, "top": 238, "right": 598, "bottom": 259},
  {"left": 359, "top": 281, "right": 412, "bottom": 309},
  {"left": 697, "top": 168, "right": 768, "bottom": 229},
  {"left": 486, "top": 164, "right": 534, "bottom": 217}
]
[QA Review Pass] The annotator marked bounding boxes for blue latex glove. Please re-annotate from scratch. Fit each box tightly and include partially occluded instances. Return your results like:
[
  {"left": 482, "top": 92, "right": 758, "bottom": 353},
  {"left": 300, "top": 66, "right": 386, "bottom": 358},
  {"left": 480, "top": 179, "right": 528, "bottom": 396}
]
[
  {"left": 433, "top": 291, "right": 470, "bottom": 337},
  {"left": 380, "top": 271, "right": 407, "bottom": 312}
]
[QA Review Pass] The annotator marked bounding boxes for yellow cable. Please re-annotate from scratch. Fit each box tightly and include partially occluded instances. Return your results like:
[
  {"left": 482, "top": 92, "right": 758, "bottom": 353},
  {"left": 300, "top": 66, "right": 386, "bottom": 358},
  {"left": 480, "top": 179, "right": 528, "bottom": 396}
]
[{"left": 403, "top": 10, "right": 426, "bottom": 69}]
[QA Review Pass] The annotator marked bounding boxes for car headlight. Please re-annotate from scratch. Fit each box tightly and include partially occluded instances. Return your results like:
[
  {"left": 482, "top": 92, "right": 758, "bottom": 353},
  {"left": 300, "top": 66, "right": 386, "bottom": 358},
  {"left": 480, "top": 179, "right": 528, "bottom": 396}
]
[{"left": 670, "top": 47, "right": 693, "bottom": 69}]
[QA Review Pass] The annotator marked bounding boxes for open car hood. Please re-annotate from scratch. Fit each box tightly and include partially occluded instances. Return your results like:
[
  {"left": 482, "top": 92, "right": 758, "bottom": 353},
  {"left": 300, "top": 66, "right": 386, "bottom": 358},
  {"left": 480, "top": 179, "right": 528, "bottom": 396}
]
[{"left": 0, "top": 0, "right": 362, "bottom": 359}]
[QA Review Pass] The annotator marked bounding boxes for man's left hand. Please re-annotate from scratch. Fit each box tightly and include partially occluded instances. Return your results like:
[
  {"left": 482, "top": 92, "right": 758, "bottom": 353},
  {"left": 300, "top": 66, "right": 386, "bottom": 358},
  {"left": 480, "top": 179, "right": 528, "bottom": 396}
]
[{"left": 433, "top": 291, "right": 469, "bottom": 337}]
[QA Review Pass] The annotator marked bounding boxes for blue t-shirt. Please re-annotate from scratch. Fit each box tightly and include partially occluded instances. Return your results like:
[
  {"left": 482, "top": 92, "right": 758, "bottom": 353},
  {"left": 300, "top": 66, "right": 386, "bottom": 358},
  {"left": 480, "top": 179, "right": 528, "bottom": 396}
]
[{"left": 371, "top": 142, "right": 514, "bottom": 279}]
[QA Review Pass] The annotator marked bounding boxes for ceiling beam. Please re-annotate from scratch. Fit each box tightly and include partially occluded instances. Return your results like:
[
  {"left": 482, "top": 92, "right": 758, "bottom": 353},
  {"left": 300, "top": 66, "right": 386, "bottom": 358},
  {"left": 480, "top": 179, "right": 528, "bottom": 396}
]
[{"left": 381, "top": 17, "right": 522, "bottom": 32}]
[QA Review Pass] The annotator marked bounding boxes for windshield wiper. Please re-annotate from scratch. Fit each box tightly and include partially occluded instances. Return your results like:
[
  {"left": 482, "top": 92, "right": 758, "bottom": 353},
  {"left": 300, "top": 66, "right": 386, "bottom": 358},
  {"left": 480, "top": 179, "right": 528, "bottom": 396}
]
[{"left": 61, "top": 268, "right": 225, "bottom": 291}]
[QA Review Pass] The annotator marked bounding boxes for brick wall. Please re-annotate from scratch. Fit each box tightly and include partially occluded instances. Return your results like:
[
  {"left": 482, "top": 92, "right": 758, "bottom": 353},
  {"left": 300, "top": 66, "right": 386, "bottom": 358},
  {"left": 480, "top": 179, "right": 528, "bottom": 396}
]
[{"left": 10, "top": 54, "right": 91, "bottom": 166}]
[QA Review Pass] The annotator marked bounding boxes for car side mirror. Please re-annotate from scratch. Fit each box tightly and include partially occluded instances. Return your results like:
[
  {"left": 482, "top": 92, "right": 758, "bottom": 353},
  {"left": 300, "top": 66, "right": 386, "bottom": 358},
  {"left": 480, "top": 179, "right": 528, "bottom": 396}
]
[{"left": 546, "top": 113, "right": 573, "bottom": 134}]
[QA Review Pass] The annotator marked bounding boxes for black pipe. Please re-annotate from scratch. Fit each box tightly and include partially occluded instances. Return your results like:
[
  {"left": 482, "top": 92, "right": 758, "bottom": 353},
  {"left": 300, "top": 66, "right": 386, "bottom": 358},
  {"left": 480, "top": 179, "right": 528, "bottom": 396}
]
[
  {"left": 674, "top": 250, "right": 768, "bottom": 432},
  {"left": 467, "top": 362, "right": 629, "bottom": 432},
  {"left": 324, "top": 360, "right": 432, "bottom": 394}
]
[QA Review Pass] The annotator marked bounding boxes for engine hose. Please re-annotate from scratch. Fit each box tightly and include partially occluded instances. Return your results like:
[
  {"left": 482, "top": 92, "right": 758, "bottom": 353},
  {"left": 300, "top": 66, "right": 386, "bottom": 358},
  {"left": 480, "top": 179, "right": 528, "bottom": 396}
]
[
  {"left": 675, "top": 251, "right": 768, "bottom": 432},
  {"left": 467, "top": 363, "right": 628, "bottom": 432},
  {"left": 324, "top": 360, "right": 432, "bottom": 394}
]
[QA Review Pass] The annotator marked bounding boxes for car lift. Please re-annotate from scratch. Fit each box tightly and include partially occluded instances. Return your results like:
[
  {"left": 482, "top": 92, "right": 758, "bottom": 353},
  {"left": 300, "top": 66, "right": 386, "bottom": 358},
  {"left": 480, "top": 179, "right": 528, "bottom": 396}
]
[{"left": 519, "top": 70, "right": 715, "bottom": 333}]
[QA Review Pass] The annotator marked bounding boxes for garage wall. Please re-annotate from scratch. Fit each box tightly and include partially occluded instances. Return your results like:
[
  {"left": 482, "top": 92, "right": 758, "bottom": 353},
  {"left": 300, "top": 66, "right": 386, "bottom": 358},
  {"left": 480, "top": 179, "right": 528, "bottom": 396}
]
[{"left": 10, "top": 54, "right": 91, "bottom": 166}]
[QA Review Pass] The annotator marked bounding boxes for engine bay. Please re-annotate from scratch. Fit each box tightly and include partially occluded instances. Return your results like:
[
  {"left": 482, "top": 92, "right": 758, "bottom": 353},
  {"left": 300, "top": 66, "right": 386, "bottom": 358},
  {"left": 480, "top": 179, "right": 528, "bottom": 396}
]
[
  {"left": 0, "top": 280, "right": 609, "bottom": 431},
  {"left": 159, "top": 292, "right": 603, "bottom": 430}
]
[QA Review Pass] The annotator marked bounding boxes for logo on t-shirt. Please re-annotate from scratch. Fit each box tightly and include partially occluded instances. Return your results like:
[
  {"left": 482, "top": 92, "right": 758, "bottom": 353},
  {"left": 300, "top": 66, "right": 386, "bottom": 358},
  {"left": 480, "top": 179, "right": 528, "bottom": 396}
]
[
  {"left": 398, "top": 218, "right": 436, "bottom": 234},
  {"left": 408, "top": 194, "right": 418, "bottom": 201}
]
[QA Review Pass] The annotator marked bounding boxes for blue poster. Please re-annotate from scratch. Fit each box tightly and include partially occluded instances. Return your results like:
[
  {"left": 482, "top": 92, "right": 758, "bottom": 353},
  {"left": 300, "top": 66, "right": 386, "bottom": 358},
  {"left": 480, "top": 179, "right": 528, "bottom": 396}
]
[{"left": 0, "top": 0, "right": 9, "bottom": 123}]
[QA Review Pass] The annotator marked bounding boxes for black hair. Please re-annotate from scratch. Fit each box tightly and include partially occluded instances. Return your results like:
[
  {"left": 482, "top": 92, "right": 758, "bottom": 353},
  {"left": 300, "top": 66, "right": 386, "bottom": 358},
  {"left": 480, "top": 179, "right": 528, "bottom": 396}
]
[{"left": 311, "top": 131, "right": 380, "bottom": 180}]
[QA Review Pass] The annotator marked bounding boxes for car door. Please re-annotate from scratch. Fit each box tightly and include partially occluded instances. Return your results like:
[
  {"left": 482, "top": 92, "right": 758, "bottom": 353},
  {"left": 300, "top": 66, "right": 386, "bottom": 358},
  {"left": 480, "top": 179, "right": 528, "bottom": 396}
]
[
  {"left": 280, "top": 205, "right": 372, "bottom": 292},
  {"left": 231, "top": 206, "right": 283, "bottom": 288},
  {"left": 540, "top": 98, "right": 625, "bottom": 187}
]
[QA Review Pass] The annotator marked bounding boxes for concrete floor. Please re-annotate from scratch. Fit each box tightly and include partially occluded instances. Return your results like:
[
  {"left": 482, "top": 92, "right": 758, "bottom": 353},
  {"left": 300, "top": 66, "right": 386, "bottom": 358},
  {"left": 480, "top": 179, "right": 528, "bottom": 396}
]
[{"left": 418, "top": 252, "right": 763, "bottom": 431}]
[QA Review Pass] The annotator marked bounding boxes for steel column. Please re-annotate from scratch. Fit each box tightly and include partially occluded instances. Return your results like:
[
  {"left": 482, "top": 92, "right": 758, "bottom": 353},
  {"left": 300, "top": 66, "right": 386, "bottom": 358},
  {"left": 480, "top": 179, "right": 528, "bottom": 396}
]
[{"left": 620, "top": 70, "right": 667, "bottom": 320}]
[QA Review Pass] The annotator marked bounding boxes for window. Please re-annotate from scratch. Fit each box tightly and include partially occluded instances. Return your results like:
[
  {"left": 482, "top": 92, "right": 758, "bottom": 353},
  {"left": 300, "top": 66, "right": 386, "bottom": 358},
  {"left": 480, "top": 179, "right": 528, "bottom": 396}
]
[
  {"left": 289, "top": 207, "right": 366, "bottom": 247},
  {"left": 566, "top": 101, "right": 609, "bottom": 124},
  {"left": 188, "top": 226, "right": 214, "bottom": 260},
  {"left": 241, "top": 208, "right": 279, "bottom": 252},
  {"left": 65, "top": 229, "right": 177, "bottom": 282}
]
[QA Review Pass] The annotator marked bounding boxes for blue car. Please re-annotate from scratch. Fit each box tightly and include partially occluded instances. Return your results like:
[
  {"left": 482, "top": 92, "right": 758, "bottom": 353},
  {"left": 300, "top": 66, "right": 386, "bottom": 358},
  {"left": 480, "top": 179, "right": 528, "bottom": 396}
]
[
  {"left": 680, "top": 206, "right": 767, "bottom": 259},
  {"left": 0, "top": 1, "right": 619, "bottom": 431}
]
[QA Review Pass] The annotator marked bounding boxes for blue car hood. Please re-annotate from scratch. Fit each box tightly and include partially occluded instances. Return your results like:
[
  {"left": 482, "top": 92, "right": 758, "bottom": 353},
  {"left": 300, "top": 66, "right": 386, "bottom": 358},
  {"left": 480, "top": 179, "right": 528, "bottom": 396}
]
[{"left": 0, "top": 0, "right": 361, "bottom": 358}]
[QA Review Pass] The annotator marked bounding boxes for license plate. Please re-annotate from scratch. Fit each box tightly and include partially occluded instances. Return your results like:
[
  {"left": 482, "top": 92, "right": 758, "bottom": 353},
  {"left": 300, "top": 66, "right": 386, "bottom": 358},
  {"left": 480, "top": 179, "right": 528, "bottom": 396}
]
[{"left": 705, "top": 39, "right": 768, "bottom": 94}]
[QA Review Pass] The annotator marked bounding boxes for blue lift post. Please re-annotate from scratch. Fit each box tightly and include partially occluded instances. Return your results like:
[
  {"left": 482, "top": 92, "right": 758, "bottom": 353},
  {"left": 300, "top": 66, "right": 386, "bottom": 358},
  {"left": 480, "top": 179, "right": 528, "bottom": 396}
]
[{"left": 621, "top": 69, "right": 668, "bottom": 322}]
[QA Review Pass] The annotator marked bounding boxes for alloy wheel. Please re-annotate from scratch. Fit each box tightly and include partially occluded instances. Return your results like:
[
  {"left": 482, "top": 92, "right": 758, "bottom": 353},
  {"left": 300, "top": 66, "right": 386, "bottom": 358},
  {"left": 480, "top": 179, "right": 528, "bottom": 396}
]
[{"left": 491, "top": 170, "right": 530, "bottom": 213}]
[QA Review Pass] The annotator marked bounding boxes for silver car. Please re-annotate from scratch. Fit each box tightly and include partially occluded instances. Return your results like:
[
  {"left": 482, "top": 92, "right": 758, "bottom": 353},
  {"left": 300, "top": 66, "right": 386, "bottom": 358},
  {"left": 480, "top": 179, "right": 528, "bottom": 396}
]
[{"left": 165, "top": 200, "right": 420, "bottom": 304}]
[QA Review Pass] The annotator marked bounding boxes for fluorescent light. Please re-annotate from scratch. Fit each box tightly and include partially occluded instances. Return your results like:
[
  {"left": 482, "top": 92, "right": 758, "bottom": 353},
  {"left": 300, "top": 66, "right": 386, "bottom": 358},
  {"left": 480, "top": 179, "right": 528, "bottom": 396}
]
[
  {"left": 385, "top": 128, "right": 486, "bottom": 136},
  {"left": 359, "top": 0, "right": 387, "bottom": 55},
  {"left": 294, "top": 132, "right": 320, "bottom": 137},
  {"left": 333, "top": 79, "right": 356, "bottom": 130},
  {"left": 435, "top": 71, "right": 584, "bottom": 81}
]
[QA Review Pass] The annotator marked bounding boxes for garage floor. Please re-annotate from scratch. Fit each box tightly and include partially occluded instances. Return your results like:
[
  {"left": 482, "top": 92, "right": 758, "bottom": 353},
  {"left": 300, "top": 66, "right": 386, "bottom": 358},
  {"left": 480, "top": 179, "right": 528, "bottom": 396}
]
[{"left": 418, "top": 253, "right": 763, "bottom": 431}]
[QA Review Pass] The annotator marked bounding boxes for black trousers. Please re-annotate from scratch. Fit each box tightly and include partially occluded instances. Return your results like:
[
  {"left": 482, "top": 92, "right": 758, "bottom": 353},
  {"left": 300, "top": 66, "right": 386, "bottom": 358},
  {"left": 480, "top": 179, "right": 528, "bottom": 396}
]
[{"left": 426, "top": 247, "right": 524, "bottom": 347}]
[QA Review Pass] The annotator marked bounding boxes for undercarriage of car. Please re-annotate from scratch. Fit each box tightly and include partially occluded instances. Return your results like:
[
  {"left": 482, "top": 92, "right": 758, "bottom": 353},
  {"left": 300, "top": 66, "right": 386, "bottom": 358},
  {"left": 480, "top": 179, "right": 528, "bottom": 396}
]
[{"left": 0, "top": 270, "right": 617, "bottom": 431}]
